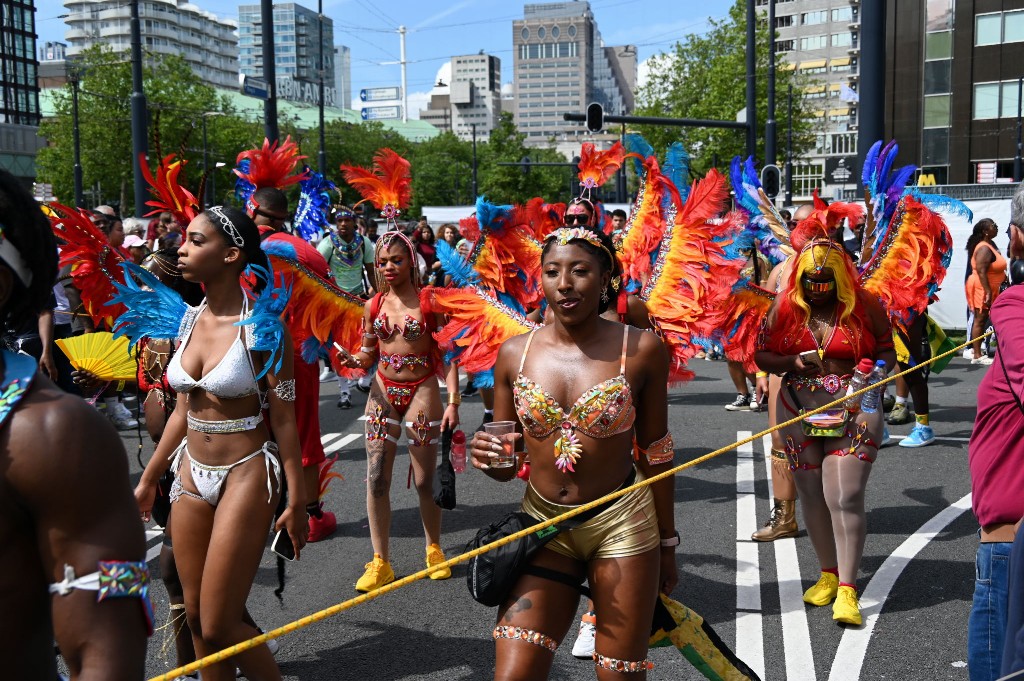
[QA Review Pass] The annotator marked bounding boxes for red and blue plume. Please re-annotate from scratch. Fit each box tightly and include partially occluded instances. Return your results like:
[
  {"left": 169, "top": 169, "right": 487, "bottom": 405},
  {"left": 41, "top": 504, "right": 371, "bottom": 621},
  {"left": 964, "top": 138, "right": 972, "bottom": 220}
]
[
  {"left": 110, "top": 262, "right": 190, "bottom": 345},
  {"left": 293, "top": 166, "right": 335, "bottom": 243},
  {"left": 233, "top": 136, "right": 309, "bottom": 204}
]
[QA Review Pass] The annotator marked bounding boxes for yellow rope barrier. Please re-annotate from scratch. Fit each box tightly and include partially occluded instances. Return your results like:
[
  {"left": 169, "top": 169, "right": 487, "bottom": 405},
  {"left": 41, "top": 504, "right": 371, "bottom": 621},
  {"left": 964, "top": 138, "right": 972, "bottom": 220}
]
[{"left": 149, "top": 330, "right": 991, "bottom": 681}]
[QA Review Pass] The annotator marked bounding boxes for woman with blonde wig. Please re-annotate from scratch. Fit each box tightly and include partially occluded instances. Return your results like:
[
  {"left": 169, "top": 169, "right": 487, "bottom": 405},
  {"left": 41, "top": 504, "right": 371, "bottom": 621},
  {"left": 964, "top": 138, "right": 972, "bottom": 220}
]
[{"left": 755, "top": 211, "right": 895, "bottom": 627}]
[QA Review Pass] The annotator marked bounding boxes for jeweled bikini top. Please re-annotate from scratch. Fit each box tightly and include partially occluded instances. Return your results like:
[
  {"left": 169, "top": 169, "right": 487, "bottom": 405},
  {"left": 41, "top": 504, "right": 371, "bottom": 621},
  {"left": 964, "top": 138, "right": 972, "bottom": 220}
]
[
  {"left": 512, "top": 326, "right": 635, "bottom": 472},
  {"left": 371, "top": 293, "right": 426, "bottom": 341}
]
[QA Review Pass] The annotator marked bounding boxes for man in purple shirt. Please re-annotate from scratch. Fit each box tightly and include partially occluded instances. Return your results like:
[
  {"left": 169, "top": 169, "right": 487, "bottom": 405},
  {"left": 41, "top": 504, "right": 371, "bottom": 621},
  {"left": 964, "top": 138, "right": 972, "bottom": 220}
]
[{"left": 968, "top": 271, "right": 1024, "bottom": 681}]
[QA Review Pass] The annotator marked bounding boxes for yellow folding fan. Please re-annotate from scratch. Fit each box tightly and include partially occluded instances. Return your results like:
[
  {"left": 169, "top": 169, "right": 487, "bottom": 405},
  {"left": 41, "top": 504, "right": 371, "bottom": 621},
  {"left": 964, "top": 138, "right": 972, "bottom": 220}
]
[{"left": 56, "top": 332, "right": 138, "bottom": 381}]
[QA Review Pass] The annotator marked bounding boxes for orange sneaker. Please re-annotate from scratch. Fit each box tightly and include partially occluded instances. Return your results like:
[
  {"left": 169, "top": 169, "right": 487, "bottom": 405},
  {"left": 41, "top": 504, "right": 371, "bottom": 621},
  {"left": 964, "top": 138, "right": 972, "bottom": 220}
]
[{"left": 426, "top": 543, "right": 451, "bottom": 580}]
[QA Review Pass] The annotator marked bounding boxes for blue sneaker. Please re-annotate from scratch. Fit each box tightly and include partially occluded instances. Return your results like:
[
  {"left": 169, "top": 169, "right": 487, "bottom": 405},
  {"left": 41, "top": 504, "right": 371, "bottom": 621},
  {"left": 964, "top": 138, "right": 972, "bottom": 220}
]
[
  {"left": 880, "top": 426, "right": 892, "bottom": 447},
  {"left": 899, "top": 424, "right": 935, "bottom": 448}
]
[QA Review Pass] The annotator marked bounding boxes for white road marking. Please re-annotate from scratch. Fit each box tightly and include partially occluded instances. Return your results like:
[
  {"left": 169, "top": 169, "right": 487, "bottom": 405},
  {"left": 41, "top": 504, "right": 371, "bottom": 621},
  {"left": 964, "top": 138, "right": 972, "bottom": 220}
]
[
  {"left": 734, "top": 430, "right": 765, "bottom": 680},
  {"left": 321, "top": 432, "right": 341, "bottom": 445},
  {"left": 763, "top": 434, "right": 816, "bottom": 680},
  {"left": 827, "top": 493, "right": 973, "bottom": 681},
  {"left": 325, "top": 433, "right": 362, "bottom": 455}
]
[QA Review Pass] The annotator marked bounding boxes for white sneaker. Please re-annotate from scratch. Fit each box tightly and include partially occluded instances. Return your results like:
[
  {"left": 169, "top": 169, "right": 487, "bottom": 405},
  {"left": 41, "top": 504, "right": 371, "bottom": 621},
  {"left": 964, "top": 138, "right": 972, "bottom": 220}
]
[
  {"left": 319, "top": 367, "right": 336, "bottom": 382},
  {"left": 963, "top": 348, "right": 975, "bottom": 360},
  {"left": 972, "top": 356, "right": 994, "bottom": 366},
  {"left": 108, "top": 402, "right": 138, "bottom": 430},
  {"left": 571, "top": 616, "right": 596, "bottom": 659}
]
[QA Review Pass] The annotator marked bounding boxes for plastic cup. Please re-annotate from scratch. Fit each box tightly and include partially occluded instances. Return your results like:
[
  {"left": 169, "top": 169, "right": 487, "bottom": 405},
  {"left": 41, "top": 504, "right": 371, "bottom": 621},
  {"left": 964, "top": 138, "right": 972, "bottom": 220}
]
[{"left": 483, "top": 420, "right": 517, "bottom": 468}]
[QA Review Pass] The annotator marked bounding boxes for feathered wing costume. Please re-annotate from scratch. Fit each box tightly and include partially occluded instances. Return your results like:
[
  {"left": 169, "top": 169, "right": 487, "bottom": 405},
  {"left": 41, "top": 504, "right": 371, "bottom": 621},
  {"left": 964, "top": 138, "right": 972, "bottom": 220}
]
[
  {"left": 139, "top": 153, "right": 200, "bottom": 225},
  {"left": 635, "top": 168, "right": 746, "bottom": 382},
  {"left": 47, "top": 202, "right": 127, "bottom": 327},
  {"left": 292, "top": 167, "right": 336, "bottom": 243},
  {"left": 575, "top": 141, "right": 625, "bottom": 234}
]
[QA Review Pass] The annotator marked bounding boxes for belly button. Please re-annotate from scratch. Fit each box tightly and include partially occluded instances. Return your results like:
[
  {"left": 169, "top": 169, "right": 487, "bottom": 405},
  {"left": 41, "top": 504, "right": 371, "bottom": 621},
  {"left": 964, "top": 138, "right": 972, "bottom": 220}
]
[
  {"left": 558, "top": 487, "right": 569, "bottom": 498},
  {"left": 205, "top": 435, "right": 212, "bottom": 443}
]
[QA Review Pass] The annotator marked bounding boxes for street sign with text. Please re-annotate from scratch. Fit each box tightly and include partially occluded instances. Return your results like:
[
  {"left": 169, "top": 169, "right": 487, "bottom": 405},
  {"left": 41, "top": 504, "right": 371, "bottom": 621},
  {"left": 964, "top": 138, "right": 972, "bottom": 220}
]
[
  {"left": 359, "top": 87, "right": 401, "bottom": 103},
  {"left": 360, "top": 106, "right": 402, "bottom": 121},
  {"left": 241, "top": 76, "right": 269, "bottom": 100}
]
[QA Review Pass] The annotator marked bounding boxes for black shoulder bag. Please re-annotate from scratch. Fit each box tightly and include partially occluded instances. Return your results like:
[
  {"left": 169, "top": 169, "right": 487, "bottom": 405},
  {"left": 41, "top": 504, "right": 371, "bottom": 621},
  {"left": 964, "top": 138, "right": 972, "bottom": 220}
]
[{"left": 432, "top": 426, "right": 457, "bottom": 510}]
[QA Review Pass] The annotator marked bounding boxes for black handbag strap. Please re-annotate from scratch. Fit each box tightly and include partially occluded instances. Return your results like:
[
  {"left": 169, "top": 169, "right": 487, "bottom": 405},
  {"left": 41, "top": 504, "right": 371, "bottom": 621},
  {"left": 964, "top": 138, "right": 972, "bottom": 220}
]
[{"left": 994, "top": 322, "right": 1024, "bottom": 415}]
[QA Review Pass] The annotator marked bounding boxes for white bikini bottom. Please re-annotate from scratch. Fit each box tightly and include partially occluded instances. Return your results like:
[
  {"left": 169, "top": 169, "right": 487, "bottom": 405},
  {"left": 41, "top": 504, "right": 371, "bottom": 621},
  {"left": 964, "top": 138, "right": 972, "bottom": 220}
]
[{"left": 169, "top": 439, "right": 281, "bottom": 507}]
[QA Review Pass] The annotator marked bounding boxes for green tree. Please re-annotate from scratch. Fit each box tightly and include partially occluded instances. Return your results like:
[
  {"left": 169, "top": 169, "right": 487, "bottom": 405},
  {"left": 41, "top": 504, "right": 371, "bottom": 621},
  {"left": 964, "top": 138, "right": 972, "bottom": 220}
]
[
  {"left": 478, "top": 112, "right": 571, "bottom": 204},
  {"left": 406, "top": 131, "right": 474, "bottom": 213},
  {"left": 37, "top": 45, "right": 260, "bottom": 213},
  {"left": 633, "top": 0, "right": 819, "bottom": 175}
]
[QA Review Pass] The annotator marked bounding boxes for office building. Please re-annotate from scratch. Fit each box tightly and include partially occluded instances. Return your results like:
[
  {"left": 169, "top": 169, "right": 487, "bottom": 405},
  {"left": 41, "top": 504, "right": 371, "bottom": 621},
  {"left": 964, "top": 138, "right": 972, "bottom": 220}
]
[
  {"left": 239, "top": 3, "right": 341, "bottom": 107},
  {"left": 512, "top": 1, "right": 636, "bottom": 147},
  {"left": 765, "top": 0, "right": 861, "bottom": 200},
  {"left": 1, "top": 0, "right": 44, "bottom": 182},
  {"left": 419, "top": 52, "right": 502, "bottom": 140},
  {"left": 884, "top": 0, "right": 1024, "bottom": 186},
  {"left": 39, "top": 40, "right": 67, "bottom": 62},
  {"left": 63, "top": 0, "right": 239, "bottom": 89},
  {"left": 334, "top": 44, "right": 351, "bottom": 110}
]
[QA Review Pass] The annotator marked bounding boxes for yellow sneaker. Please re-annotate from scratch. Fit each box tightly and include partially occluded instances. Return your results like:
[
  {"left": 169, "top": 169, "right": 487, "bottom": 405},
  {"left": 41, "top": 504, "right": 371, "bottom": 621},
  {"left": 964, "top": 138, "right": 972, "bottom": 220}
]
[
  {"left": 426, "top": 543, "right": 451, "bottom": 580},
  {"left": 355, "top": 554, "right": 395, "bottom": 593},
  {"left": 832, "top": 585, "right": 862, "bottom": 625},
  {"left": 803, "top": 571, "right": 839, "bottom": 606}
]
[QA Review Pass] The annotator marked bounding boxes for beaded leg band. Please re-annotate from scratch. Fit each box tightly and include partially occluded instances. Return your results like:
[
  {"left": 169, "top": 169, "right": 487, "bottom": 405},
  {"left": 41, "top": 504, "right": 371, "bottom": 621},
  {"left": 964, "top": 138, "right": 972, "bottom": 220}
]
[
  {"left": 493, "top": 625, "right": 558, "bottom": 653},
  {"left": 593, "top": 653, "right": 654, "bottom": 673}
]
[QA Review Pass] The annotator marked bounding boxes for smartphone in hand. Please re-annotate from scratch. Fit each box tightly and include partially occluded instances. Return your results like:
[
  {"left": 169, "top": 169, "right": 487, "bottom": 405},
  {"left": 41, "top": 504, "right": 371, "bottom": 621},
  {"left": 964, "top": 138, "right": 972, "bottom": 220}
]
[{"left": 271, "top": 529, "right": 296, "bottom": 561}]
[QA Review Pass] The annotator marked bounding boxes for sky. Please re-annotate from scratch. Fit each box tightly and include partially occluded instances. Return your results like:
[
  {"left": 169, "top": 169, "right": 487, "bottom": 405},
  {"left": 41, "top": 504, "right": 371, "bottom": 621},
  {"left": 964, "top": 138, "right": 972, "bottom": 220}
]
[{"left": 33, "top": 0, "right": 735, "bottom": 116}]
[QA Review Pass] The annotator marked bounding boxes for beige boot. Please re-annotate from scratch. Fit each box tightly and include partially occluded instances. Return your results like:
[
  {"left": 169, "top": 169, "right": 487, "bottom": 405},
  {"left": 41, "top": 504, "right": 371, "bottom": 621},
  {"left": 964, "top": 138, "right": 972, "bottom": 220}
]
[{"left": 751, "top": 498, "right": 798, "bottom": 541}]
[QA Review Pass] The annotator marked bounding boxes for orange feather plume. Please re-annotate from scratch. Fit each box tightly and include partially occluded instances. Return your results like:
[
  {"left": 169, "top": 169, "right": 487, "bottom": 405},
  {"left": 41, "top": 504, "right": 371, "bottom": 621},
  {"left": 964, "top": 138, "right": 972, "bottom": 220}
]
[
  {"left": 234, "top": 136, "right": 309, "bottom": 190},
  {"left": 721, "top": 285, "right": 775, "bottom": 373},
  {"left": 577, "top": 141, "right": 625, "bottom": 194},
  {"left": 47, "top": 202, "right": 127, "bottom": 326},
  {"left": 339, "top": 148, "right": 413, "bottom": 218},
  {"left": 139, "top": 153, "right": 199, "bottom": 225},
  {"left": 317, "top": 456, "right": 344, "bottom": 501},
  {"left": 617, "top": 153, "right": 682, "bottom": 287},
  {"left": 521, "top": 197, "right": 564, "bottom": 241}
]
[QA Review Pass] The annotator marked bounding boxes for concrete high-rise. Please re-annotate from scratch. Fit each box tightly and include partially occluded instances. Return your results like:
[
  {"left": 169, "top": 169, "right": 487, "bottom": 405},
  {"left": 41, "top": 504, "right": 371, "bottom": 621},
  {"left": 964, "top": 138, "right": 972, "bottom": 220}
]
[
  {"left": 63, "top": 0, "right": 239, "bottom": 90},
  {"left": 239, "top": 3, "right": 342, "bottom": 107},
  {"left": 512, "top": 1, "right": 636, "bottom": 147},
  {"left": 765, "top": 0, "right": 861, "bottom": 200},
  {"left": 1, "top": 0, "right": 44, "bottom": 182},
  {"left": 419, "top": 53, "right": 502, "bottom": 140},
  {"left": 334, "top": 44, "right": 351, "bottom": 110}
]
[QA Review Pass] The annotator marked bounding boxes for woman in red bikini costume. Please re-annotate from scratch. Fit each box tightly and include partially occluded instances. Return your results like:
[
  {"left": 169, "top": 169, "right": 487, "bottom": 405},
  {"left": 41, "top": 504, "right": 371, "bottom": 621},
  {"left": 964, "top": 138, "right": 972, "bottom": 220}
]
[
  {"left": 470, "top": 225, "right": 677, "bottom": 679},
  {"left": 340, "top": 229, "right": 461, "bottom": 592},
  {"left": 755, "top": 220, "right": 894, "bottom": 627}
]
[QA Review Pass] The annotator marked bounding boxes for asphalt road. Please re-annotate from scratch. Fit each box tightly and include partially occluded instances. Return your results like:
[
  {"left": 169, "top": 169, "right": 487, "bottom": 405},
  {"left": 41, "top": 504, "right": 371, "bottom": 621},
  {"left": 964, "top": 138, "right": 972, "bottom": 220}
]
[{"left": 125, "top": 355, "right": 987, "bottom": 681}]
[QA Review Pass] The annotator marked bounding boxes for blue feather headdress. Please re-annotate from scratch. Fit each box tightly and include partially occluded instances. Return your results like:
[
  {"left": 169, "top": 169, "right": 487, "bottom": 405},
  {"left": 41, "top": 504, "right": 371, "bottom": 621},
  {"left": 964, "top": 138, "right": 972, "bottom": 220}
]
[
  {"left": 233, "top": 158, "right": 255, "bottom": 206},
  {"left": 293, "top": 166, "right": 336, "bottom": 243}
]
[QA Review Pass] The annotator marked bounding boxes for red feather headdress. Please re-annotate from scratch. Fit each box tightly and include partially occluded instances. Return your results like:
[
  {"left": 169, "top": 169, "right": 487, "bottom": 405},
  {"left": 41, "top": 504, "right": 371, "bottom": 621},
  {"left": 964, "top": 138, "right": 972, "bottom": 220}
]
[
  {"left": 234, "top": 136, "right": 309, "bottom": 191},
  {"left": 339, "top": 148, "right": 412, "bottom": 227},
  {"left": 576, "top": 141, "right": 625, "bottom": 200}
]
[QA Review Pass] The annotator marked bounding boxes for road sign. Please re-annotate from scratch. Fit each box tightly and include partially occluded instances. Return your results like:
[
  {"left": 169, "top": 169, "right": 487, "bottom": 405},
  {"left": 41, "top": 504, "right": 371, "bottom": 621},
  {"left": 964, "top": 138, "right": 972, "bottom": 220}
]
[
  {"left": 826, "top": 156, "right": 856, "bottom": 185},
  {"left": 241, "top": 76, "right": 268, "bottom": 100},
  {"left": 360, "top": 106, "right": 402, "bottom": 121},
  {"left": 359, "top": 87, "right": 401, "bottom": 103}
]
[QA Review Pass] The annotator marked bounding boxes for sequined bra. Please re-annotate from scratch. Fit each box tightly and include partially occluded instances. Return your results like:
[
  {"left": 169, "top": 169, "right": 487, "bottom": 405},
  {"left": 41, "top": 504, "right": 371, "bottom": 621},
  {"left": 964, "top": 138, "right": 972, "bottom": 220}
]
[
  {"left": 512, "top": 326, "right": 635, "bottom": 472},
  {"left": 370, "top": 292, "right": 427, "bottom": 342}
]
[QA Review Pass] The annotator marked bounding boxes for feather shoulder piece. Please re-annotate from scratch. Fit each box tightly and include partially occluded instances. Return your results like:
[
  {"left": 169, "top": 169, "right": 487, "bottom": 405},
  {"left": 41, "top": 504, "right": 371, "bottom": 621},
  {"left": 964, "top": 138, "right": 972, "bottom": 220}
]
[
  {"left": 522, "top": 197, "right": 564, "bottom": 241},
  {"left": 721, "top": 281, "right": 776, "bottom": 374},
  {"left": 470, "top": 197, "right": 543, "bottom": 308},
  {"left": 109, "top": 262, "right": 191, "bottom": 346},
  {"left": 339, "top": 148, "right": 412, "bottom": 226},
  {"left": 858, "top": 193, "right": 954, "bottom": 331},
  {"left": 140, "top": 153, "right": 199, "bottom": 225},
  {"left": 236, "top": 262, "right": 290, "bottom": 379},
  {"left": 431, "top": 285, "right": 538, "bottom": 378},
  {"left": 729, "top": 156, "right": 792, "bottom": 255},
  {"left": 617, "top": 152, "right": 679, "bottom": 292},
  {"left": 293, "top": 167, "right": 336, "bottom": 243},
  {"left": 640, "top": 170, "right": 743, "bottom": 383},
  {"left": 435, "top": 239, "right": 480, "bottom": 289},
  {"left": 260, "top": 238, "right": 365, "bottom": 372},
  {"left": 48, "top": 202, "right": 127, "bottom": 326},
  {"left": 234, "top": 136, "right": 309, "bottom": 205},
  {"left": 577, "top": 141, "right": 625, "bottom": 199}
]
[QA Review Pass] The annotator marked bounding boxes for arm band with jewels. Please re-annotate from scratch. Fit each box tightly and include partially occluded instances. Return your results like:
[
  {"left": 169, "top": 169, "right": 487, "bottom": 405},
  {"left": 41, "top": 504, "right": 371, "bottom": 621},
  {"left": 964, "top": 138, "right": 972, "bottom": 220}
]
[
  {"left": 637, "top": 432, "right": 674, "bottom": 465},
  {"left": 273, "top": 379, "right": 296, "bottom": 401}
]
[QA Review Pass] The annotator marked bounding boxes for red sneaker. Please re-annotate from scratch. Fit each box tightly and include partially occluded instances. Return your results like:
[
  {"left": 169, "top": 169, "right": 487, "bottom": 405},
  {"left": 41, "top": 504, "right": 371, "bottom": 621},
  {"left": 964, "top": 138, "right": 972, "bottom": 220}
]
[{"left": 308, "top": 510, "right": 337, "bottom": 542}]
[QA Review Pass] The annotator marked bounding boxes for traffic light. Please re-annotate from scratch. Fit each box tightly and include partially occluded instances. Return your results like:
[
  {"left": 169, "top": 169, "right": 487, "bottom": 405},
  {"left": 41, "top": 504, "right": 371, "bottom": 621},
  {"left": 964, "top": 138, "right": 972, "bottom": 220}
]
[
  {"left": 760, "top": 164, "right": 781, "bottom": 199},
  {"left": 585, "top": 102, "right": 604, "bottom": 133}
]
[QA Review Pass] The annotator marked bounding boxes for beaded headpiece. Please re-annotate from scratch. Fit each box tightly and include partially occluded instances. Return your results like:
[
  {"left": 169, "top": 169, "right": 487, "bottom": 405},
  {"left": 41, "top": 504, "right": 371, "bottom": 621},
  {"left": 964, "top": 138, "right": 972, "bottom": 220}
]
[
  {"left": 207, "top": 206, "right": 246, "bottom": 248},
  {"left": 804, "top": 237, "right": 836, "bottom": 273},
  {"left": 545, "top": 227, "right": 620, "bottom": 290}
]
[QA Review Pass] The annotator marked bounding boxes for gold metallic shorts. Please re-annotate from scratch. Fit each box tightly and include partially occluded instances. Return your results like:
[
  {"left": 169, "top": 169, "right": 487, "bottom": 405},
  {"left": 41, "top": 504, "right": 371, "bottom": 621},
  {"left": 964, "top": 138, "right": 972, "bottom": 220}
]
[{"left": 520, "top": 472, "right": 660, "bottom": 561}]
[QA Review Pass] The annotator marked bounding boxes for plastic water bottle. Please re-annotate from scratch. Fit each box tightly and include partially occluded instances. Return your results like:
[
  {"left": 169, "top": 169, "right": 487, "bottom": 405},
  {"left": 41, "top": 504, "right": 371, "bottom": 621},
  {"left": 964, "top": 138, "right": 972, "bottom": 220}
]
[
  {"left": 860, "top": 360, "right": 888, "bottom": 414},
  {"left": 844, "top": 359, "right": 875, "bottom": 413},
  {"left": 451, "top": 429, "right": 467, "bottom": 473}
]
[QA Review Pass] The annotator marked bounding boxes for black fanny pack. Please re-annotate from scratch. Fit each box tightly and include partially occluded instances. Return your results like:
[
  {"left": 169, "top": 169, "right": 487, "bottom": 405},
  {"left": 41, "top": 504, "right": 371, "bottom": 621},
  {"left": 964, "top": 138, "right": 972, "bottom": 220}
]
[{"left": 466, "top": 468, "right": 636, "bottom": 607}]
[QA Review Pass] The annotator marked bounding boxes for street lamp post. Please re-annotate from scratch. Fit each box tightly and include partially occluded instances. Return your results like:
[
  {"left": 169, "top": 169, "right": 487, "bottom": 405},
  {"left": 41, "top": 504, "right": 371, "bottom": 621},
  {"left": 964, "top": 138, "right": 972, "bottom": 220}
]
[
  {"left": 317, "top": 0, "right": 327, "bottom": 174},
  {"left": 471, "top": 123, "right": 478, "bottom": 199},
  {"left": 70, "top": 68, "right": 84, "bottom": 208},
  {"left": 129, "top": 0, "right": 149, "bottom": 217}
]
